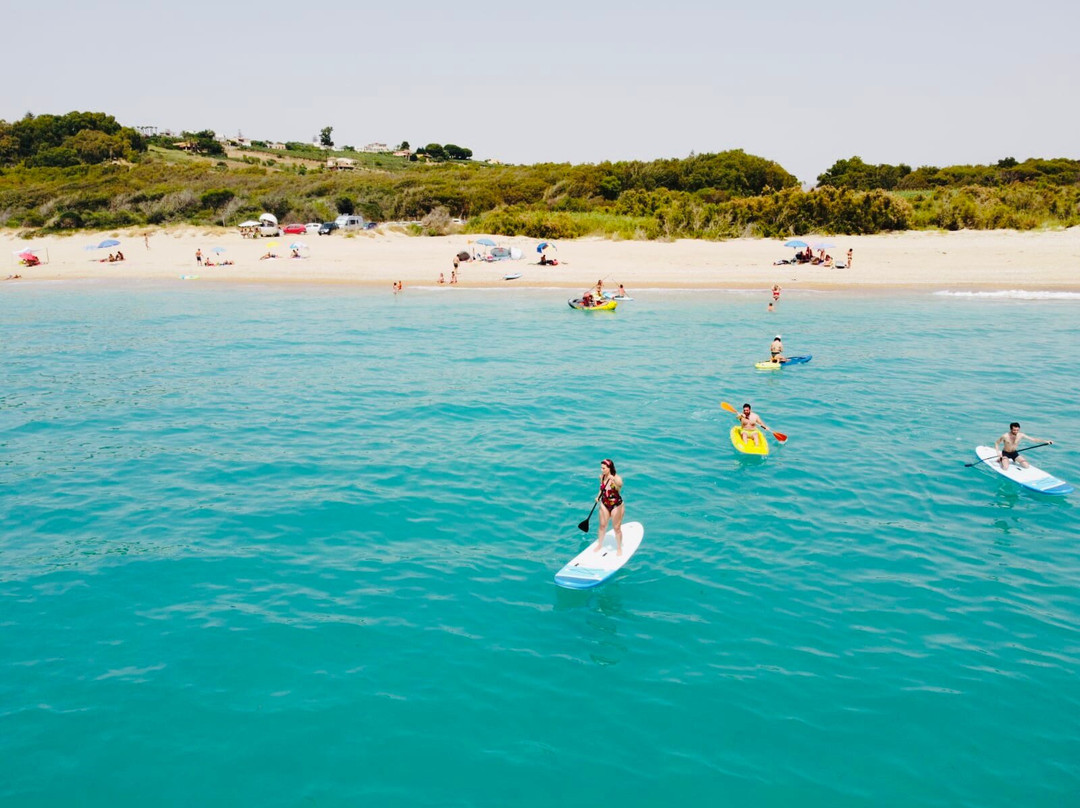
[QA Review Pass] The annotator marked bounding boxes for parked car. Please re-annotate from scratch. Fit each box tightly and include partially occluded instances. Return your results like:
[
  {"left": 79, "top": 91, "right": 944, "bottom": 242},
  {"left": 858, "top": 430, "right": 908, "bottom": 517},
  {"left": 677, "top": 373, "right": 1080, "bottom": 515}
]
[
  {"left": 364, "top": 221, "right": 378, "bottom": 230},
  {"left": 318, "top": 222, "right": 339, "bottom": 236},
  {"left": 282, "top": 223, "right": 307, "bottom": 235},
  {"left": 304, "top": 222, "right": 321, "bottom": 234},
  {"left": 334, "top": 214, "right": 366, "bottom": 231}
]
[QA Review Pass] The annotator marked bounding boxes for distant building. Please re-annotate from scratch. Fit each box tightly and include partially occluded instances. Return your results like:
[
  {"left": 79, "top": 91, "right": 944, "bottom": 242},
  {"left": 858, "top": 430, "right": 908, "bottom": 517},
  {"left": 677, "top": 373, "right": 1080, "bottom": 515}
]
[
  {"left": 327, "top": 157, "right": 356, "bottom": 170},
  {"left": 269, "top": 142, "right": 287, "bottom": 151},
  {"left": 393, "top": 149, "right": 412, "bottom": 158},
  {"left": 362, "top": 143, "right": 392, "bottom": 153}
]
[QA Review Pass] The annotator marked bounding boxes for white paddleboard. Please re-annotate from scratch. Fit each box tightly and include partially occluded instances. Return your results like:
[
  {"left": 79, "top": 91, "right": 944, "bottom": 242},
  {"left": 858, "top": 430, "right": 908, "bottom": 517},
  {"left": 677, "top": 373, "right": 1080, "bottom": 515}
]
[
  {"left": 555, "top": 522, "right": 644, "bottom": 589},
  {"left": 503, "top": 273, "right": 522, "bottom": 280},
  {"left": 974, "top": 446, "right": 1073, "bottom": 495}
]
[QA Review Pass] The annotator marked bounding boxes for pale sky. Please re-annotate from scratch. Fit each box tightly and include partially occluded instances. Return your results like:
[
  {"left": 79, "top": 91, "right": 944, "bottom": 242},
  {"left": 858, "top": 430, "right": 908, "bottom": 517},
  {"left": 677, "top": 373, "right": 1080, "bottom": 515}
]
[{"left": 3, "top": 0, "right": 1077, "bottom": 184}]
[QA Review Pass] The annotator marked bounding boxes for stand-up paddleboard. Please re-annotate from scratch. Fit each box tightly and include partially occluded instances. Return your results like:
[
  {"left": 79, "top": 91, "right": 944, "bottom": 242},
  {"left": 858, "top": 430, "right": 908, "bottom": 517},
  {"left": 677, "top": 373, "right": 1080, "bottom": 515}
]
[
  {"left": 755, "top": 355, "right": 811, "bottom": 370},
  {"left": 731, "top": 425, "right": 769, "bottom": 455},
  {"left": 555, "top": 522, "right": 644, "bottom": 589},
  {"left": 973, "top": 446, "right": 1073, "bottom": 495},
  {"left": 602, "top": 292, "right": 635, "bottom": 301}
]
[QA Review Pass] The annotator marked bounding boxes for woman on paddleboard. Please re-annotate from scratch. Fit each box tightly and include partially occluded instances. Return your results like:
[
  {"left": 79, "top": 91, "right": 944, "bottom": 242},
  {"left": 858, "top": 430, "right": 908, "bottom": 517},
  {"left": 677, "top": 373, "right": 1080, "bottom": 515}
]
[{"left": 595, "top": 459, "right": 625, "bottom": 556}]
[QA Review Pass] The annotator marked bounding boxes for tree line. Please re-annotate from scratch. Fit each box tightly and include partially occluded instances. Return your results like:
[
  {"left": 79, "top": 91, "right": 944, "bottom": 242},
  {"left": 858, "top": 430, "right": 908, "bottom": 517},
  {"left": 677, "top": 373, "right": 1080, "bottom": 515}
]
[
  {"left": 0, "top": 111, "right": 146, "bottom": 168},
  {"left": 1, "top": 110, "right": 1077, "bottom": 237}
]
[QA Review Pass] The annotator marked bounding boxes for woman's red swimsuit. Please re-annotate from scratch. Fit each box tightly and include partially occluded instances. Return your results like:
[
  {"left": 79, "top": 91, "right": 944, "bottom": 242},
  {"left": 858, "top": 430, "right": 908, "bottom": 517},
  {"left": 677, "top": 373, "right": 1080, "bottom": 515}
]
[{"left": 599, "top": 480, "right": 623, "bottom": 510}]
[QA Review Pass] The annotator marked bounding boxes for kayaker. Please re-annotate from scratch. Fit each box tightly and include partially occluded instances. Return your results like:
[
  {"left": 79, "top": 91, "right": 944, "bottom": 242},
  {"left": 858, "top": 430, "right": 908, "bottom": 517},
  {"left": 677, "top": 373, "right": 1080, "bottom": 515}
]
[
  {"left": 595, "top": 458, "right": 625, "bottom": 556},
  {"left": 995, "top": 422, "right": 1053, "bottom": 470},
  {"left": 738, "top": 403, "right": 769, "bottom": 448},
  {"left": 770, "top": 335, "right": 786, "bottom": 363}
]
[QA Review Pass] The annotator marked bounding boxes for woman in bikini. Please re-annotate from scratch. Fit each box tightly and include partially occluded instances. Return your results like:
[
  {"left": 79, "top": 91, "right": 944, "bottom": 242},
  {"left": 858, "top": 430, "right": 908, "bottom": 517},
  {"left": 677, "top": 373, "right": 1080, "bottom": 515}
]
[{"left": 595, "top": 458, "right": 626, "bottom": 555}]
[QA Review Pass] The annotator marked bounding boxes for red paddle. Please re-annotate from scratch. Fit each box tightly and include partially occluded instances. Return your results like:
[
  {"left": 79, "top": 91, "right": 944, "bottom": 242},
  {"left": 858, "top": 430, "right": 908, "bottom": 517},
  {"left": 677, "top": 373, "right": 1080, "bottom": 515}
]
[{"left": 721, "top": 401, "right": 788, "bottom": 443}]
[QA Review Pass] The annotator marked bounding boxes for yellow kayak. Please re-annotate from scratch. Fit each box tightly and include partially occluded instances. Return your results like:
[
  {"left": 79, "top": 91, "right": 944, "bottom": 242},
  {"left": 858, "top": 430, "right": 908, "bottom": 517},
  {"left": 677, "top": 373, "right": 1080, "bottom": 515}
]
[
  {"left": 730, "top": 425, "right": 769, "bottom": 456},
  {"left": 755, "top": 360, "right": 782, "bottom": 370},
  {"left": 568, "top": 297, "right": 617, "bottom": 311}
]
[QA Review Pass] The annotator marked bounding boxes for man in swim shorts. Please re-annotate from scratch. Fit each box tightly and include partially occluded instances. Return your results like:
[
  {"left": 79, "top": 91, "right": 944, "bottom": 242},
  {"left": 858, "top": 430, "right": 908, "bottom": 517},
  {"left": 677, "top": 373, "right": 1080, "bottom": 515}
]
[
  {"left": 739, "top": 403, "right": 769, "bottom": 447},
  {"left": 995, "top": 422, "right": 1053, "bottom": 470},
  {"left": 770, "top": 335, "right": 785, "bottom": 364}
]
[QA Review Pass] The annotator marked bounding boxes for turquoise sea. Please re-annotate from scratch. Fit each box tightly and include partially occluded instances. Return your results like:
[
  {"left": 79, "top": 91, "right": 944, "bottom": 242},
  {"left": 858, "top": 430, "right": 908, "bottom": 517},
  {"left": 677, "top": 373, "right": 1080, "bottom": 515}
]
[{"left": 2, "top": 282, "right": 1078, "bottom": 807}]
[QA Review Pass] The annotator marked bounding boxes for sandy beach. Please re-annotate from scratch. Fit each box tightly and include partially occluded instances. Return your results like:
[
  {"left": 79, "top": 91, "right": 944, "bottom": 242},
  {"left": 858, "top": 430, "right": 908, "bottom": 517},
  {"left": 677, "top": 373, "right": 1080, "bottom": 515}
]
[{"left": 5, "top": 226, "right": 1079, "bottom": 291}]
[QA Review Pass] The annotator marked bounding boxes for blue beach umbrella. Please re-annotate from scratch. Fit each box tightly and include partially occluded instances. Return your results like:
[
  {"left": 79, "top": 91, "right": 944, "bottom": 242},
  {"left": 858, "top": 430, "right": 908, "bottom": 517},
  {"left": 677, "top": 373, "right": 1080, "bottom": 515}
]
[
  {"left": 97, "top": 238, "right": 121, "bottom": 249},
  {"left": 289, "top": 242, "right": 308, "bottom": 251},
  {"left": 783, "top": 239, "right": 808, "bottom": 249},
  {"left": 211, "top": 246, "right": 227, "bottom": 254},
  {"left": 536, "top": 241, "right": 557, "bottom": 253},
  {"left": 475, "top": 238, "right": 496, "bottom": 247}
]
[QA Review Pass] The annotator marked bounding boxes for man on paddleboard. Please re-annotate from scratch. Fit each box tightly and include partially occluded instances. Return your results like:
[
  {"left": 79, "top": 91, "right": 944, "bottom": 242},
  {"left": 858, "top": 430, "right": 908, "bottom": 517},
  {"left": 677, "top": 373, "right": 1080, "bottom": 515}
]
[
  {"left": 770, "top": 335, "right": 786, "bottom": 364},
  {"left": 739, "top": 403, "right": 769, "bottom": 448},
  {"left": 995, "top": 423, "right": 1053, "bottom": 470}
]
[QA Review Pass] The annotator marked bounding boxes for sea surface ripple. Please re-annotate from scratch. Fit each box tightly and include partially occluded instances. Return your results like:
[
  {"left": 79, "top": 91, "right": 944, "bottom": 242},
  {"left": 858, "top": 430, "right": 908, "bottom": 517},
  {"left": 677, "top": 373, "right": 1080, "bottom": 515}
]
[{"left": 2, "top": 283, "right": 1078, "bottom": 806}]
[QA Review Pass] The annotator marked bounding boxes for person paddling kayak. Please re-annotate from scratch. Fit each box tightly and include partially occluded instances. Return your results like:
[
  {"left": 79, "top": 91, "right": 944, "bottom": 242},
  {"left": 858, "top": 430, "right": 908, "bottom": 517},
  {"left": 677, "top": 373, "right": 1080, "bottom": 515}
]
[
  {"left": 738, "top": 403, "right": 769, "bottom": 449},
  {"left": 995, "top": 422, "right": 1053, "bottom": 470}
]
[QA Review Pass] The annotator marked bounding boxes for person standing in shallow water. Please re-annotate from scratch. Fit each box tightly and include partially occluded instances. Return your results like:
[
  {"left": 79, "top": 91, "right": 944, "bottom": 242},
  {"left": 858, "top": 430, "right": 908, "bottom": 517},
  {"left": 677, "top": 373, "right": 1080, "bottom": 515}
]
[{"left": 595, "top": 459, "right": 625, "bottom": 556}]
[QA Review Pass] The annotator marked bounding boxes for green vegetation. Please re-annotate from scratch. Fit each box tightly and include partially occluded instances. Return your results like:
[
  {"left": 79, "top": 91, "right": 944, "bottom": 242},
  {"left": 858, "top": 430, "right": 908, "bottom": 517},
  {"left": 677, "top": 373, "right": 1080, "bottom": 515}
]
[{"left": 1, "top": 111, "right": 1078, "bottom": 238}]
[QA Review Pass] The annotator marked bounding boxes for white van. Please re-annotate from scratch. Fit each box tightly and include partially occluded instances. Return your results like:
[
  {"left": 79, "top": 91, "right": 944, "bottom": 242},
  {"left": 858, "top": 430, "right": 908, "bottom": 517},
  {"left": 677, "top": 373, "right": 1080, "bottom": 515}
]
[
  {"left": 334, "top": 214, "right": 366, "bottom": 231},
  {"left": 258, "top": 212, "right": 281, "bottom": 237}
]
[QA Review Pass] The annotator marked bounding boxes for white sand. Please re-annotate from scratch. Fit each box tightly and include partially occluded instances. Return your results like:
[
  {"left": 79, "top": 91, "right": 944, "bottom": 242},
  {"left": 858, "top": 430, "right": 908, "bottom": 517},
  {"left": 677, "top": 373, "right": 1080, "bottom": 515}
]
[{"left": 5, "top": 226, "right": 1079, "bottom": 291}]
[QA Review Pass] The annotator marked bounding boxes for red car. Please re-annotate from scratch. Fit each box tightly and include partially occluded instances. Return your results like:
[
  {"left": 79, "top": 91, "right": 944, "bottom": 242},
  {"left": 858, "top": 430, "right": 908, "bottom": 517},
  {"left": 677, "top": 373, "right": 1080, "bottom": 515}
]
[{"left": 282, "top": 223, "right": 307, "bottom": 235}]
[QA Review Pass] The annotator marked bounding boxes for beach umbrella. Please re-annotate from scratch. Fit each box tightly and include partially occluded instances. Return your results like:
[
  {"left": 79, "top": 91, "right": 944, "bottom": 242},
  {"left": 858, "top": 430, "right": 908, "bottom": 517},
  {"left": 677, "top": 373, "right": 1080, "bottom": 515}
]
[
  {"left": 783, "top": 239, "right": 809, "bottom": 248},
  {"left": 97, "top": 238, "right": 121, "bottom": 249},
  {"left": 211, "top": 246, "right": 227, "bottom": 254},
  {"left": 812, "top": 242, "right": 836, "bottom": 250},
  {"left": 266, "top": 241, "right": 278, "bottom": 248},
  {"left": 476, "top": 237, "right": 496, "bottom": 247},
  {"left": 238, "top": 220, "right": 260, "bottom": 227},
  {"left": 288, "top": 241, "right": 308, "bottom": 250},
  {"left": 13, "top": 248, "right": 36, "bottom": 257},
  {"left": 536, "top": 241, "right": 557, "bottom": 252}
]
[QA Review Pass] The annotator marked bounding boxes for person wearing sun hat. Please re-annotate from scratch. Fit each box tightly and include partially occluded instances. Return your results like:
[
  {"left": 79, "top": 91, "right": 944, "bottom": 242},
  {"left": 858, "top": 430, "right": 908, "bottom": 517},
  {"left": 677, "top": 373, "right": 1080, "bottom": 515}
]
[{"left": 770, "top": 334, "right": 786, "bottom": 363}]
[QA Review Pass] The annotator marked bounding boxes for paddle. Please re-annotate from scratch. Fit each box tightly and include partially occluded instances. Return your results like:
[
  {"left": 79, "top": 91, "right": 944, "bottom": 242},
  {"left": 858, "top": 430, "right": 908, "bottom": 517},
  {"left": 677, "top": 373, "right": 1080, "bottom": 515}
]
[
  {"left": 577, "top": 499, "right": 599, "bottom": 532},
  {"left": 964, "top": 442, "right": 1051, "bottom": 467},
  {"left": 721, "top": 401, "right": 788, "bottom": 443}
]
